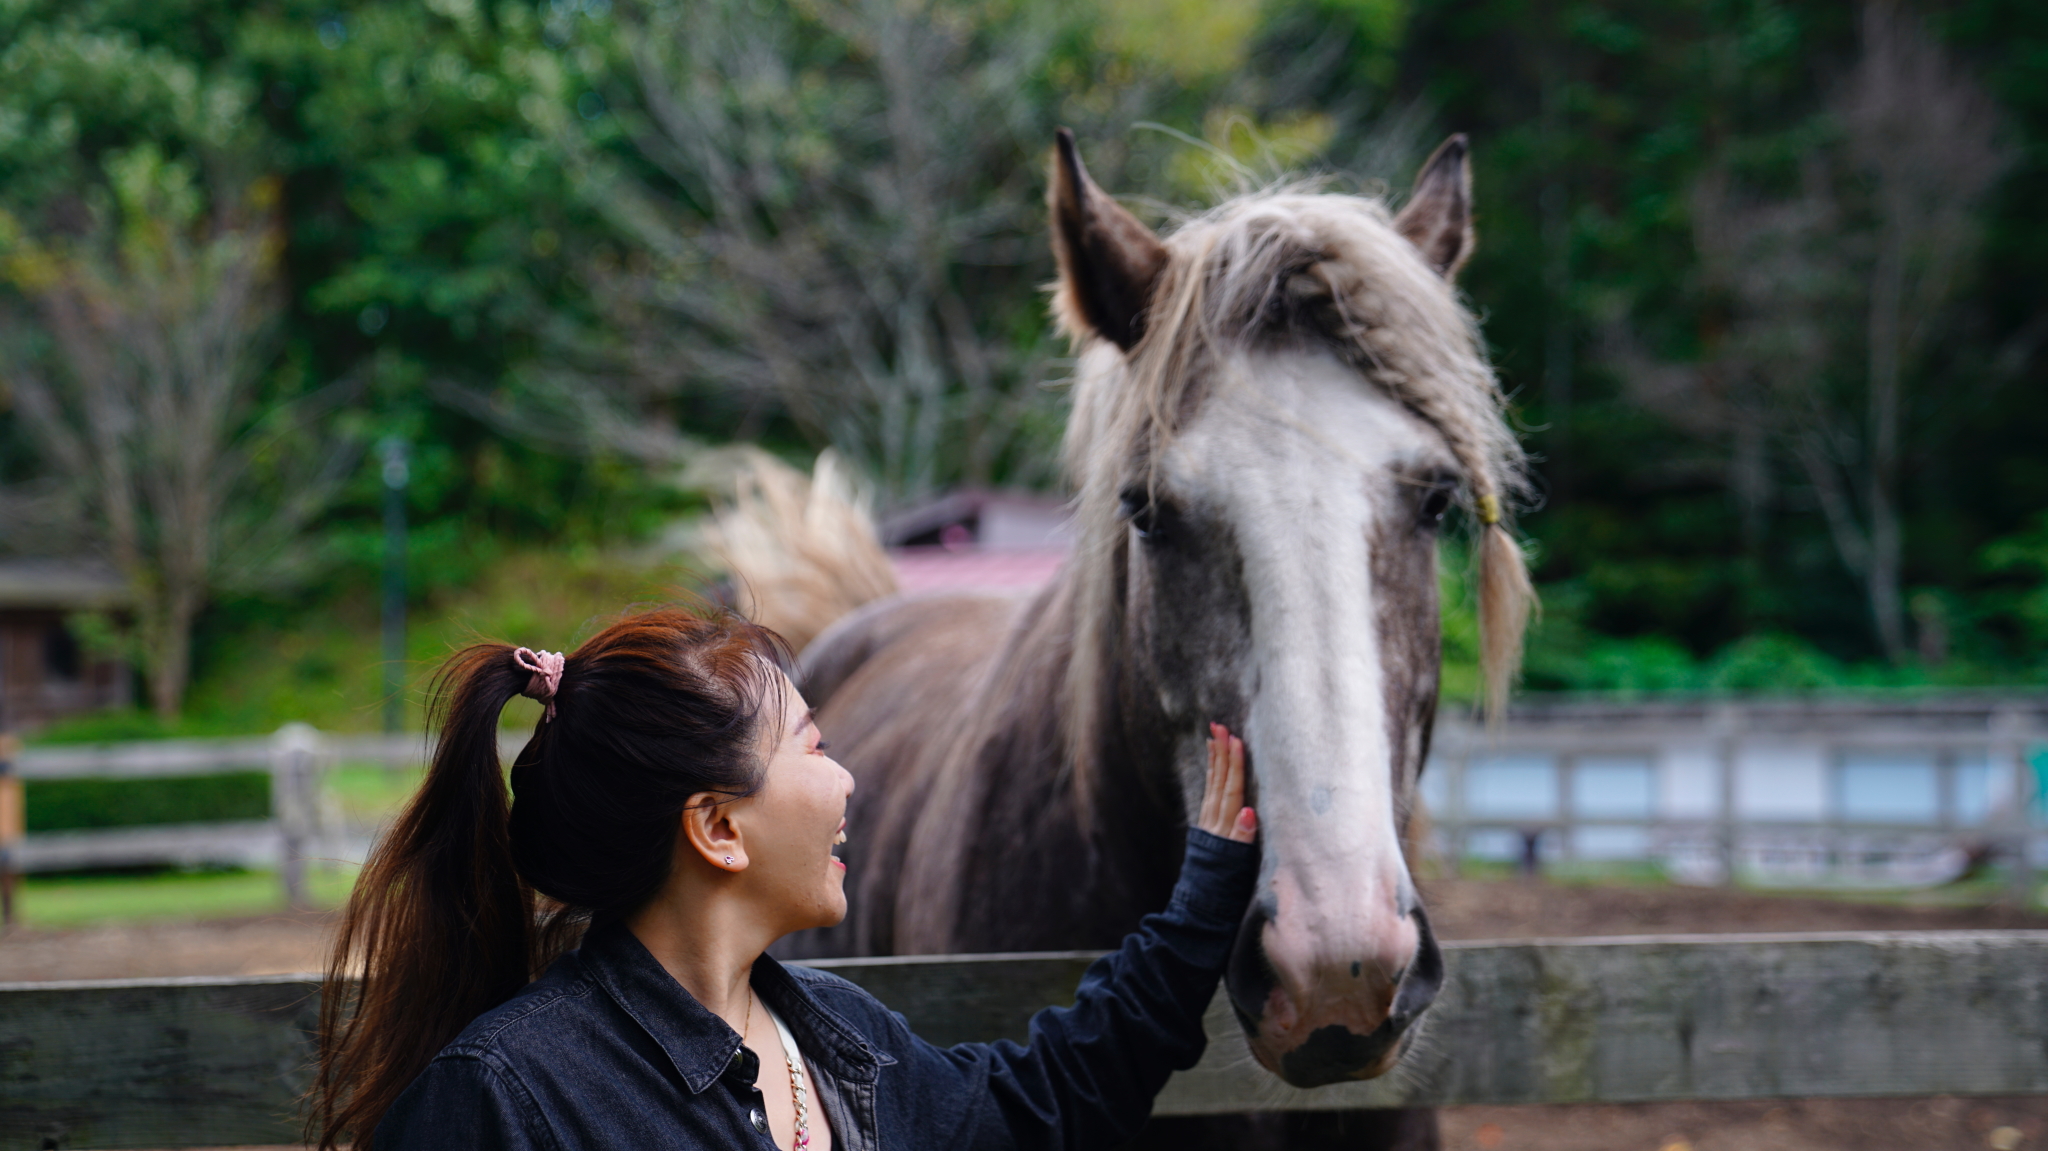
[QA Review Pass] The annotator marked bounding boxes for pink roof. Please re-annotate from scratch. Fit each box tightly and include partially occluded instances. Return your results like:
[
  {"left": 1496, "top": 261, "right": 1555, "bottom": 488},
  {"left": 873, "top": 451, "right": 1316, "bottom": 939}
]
[{"left": 889, "top": 546, "right": 1067, "bottom": 595}]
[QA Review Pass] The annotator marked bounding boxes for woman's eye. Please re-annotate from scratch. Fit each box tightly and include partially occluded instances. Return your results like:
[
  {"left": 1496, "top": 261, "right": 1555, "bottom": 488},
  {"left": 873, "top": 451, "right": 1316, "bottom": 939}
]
[{"left": 814, "top": 740, "right": 831, "bottom": 753}]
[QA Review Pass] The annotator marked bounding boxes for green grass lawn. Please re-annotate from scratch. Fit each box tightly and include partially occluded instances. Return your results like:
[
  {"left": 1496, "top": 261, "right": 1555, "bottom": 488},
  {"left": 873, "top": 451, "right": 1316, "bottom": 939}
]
[
  {"left": 328, "top": 762, "right": 426, "bottom": 823},
  {"left": 11, "top": 853, "right": 2039, "bottom": 932},
  {"left": 8, "top": 763, "right": 415, "bottom": 930},
  {"left": 14, "top": 864, "right": 361, "bottom": 930},
  {"left": 1437, "top": 855, "right": 2046, "bottom": 906}
]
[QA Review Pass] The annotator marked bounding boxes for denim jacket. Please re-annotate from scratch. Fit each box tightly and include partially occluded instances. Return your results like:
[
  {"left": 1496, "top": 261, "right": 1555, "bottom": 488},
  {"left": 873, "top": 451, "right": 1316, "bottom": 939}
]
[{"left": 375, "top": 830, "right": 1258, "bottom": 1151}]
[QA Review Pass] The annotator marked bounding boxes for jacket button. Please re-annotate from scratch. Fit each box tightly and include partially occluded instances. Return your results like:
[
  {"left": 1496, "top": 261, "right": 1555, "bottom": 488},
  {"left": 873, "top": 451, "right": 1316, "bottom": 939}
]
[{"left": 750, "top": 1108, "right": 768, "bottom": 1134}]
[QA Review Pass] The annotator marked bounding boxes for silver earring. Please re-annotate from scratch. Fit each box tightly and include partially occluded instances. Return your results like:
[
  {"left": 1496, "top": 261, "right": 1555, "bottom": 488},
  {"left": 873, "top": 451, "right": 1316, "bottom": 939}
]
[{"left": 723, "top": 855, "right": 735, "bottom": 866}]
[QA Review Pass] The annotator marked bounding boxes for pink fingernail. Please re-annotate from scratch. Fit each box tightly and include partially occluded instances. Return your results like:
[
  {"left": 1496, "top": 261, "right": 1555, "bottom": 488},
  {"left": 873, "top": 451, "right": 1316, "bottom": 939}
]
[{"left": 1237, "top": 807, "right": 1258, "bottom": 832}]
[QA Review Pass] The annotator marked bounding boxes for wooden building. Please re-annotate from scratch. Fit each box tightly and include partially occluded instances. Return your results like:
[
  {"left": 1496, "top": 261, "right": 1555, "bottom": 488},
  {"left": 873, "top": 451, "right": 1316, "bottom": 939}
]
[
  {"left": 0, "top": 560, "right": 131, "bottom": 731},
  {"left": 878, "top": 490, "right": 1071, "bottom": 596}
]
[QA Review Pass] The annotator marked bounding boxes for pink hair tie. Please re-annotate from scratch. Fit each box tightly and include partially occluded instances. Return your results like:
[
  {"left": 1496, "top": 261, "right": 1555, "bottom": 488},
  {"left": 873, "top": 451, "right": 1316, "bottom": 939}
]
[{"left": 513, "top": 647, "right": 566, "bottom": 721}]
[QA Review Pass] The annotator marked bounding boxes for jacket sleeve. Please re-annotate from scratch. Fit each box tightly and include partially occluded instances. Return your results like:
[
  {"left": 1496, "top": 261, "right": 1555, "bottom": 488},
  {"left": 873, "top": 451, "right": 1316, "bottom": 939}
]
[
  {"left": 872, "top": 829, "right": 1259, "bottom": 1150},
  {"left": 374, "top": 1053, "right": 558, "bottom": 1151}
]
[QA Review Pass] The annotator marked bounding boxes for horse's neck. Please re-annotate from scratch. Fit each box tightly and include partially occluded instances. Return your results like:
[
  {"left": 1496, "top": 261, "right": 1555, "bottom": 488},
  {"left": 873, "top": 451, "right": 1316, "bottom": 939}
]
[
  {"left": 1091, "top": 653, "right": 1196, "bottom": 908},
  {"left": 1034, "top": 566, "right": 1186, "bottom": 821},
  {"left": 1092, "top": 630, "right": 1187, "bottom": 830},
  {"left": 890, "top": 572, "right": 1186, "bottom": 950},
  {"left": 1021, "top": 574, "right": 1192, "bottom": 919}
]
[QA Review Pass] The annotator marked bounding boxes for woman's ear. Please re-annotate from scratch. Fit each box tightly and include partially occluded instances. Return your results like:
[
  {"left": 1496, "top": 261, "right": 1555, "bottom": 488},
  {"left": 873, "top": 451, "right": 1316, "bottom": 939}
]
[{"left": 680, "top": 794, "right": 747, "bottom": 871}]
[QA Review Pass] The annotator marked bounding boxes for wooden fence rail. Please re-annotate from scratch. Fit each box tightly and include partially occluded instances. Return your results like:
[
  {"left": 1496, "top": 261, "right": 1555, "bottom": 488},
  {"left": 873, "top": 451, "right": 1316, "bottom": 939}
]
[
  {"left": 4, "top": 932, "right": 2045, "bottom": 1149},
  {"left": 1428, "top": 697, "right": 2048, "bottom": 892},
  {"left": 6, "top": 695, "right": 2045, "bottom": 907},
  {"left": 0, "top": 729, "right": 524, "bottom": 909}
]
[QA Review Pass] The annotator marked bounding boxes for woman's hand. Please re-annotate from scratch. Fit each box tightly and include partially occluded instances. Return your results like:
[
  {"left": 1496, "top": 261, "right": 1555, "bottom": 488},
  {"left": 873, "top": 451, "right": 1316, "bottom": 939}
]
[{"left": 1198, "top": 723, "right": 1257, "bottom": 844}]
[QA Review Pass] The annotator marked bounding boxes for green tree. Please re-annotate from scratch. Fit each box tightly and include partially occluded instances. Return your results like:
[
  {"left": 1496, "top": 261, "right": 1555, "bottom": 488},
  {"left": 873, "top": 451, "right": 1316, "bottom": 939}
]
[
  {"left": 0, "top": 148, "right": 350, "bottom": 716},
  {"left": 1404, "top": 0, "right": 2046, "bottom": 682}
]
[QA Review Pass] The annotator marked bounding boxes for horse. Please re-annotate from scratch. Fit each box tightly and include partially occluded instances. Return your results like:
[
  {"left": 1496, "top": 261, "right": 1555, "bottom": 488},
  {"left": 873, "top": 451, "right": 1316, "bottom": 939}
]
[{"left": 729, "top": 130, "right": 1534, "bottom": 1150}]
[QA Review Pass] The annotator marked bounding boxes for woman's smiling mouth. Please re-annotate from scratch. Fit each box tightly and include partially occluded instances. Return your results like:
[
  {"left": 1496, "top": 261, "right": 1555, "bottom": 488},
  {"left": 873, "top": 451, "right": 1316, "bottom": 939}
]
[{"left": 832, "top": 821, "right": 848, "bottom": 869}]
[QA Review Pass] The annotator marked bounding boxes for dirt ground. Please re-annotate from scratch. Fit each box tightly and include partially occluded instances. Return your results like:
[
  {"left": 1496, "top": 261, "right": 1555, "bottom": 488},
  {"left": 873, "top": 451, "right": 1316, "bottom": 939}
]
[
  {"left": 1420, "top": 872, "right": 2048, "bottom": 940},
  {"left": 0, "top": 909, "right": 333, "bottom": 982},
  {"left": 1436, "top": 1096, "right": 2048, "bottom": 1151},
  {"left": 7, "top": 877, "right": 2046, "bottom": 1150}
]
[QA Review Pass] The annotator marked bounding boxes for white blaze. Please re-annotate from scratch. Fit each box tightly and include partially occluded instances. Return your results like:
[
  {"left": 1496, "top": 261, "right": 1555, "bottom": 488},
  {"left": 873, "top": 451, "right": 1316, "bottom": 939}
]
[{"left": 1166, "top": 347, "right": 1441, "bottom": 1021}]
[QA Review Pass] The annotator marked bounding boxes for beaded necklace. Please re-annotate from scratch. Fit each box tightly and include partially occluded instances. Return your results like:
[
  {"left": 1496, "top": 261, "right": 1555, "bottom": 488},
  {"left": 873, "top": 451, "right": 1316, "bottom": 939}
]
[{"left": 745, "top": 988, "right": 812, "bottom": 1151}]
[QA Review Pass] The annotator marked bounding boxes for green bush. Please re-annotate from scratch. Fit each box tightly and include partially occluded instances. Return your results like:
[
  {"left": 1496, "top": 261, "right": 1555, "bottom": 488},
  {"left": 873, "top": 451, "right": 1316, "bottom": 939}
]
[
  {"left": 25, "top": 773, "right": 272, "bottom": 832},
  {"left": 28, "top": 710, "right": 191, "bottom": 746}
]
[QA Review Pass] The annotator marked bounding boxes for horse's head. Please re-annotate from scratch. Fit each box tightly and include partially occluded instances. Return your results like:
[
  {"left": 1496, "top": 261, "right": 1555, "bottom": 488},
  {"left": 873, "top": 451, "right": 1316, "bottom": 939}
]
[{"left": 1050, "top": 132, "right": 1532, "bottom": 1088}]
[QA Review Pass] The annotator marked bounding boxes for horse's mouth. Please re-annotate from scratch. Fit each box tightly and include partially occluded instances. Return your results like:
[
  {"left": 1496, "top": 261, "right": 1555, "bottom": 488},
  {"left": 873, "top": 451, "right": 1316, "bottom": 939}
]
[{"left": 1272, "top": 1015, "right": 1416, "bottom": 1086}]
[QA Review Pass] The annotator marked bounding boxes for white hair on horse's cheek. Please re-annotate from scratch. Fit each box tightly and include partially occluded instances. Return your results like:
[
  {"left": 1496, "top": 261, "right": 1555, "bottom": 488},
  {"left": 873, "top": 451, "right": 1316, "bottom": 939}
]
[{"left": 1060, "top": 188, "right": 1533, "bottom": 812}]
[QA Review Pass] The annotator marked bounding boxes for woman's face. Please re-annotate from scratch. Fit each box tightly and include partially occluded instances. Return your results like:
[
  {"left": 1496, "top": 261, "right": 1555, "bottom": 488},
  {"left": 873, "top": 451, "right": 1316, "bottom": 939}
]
[{"left": 732, "top": 672, "right": 855, "bottom": 934}]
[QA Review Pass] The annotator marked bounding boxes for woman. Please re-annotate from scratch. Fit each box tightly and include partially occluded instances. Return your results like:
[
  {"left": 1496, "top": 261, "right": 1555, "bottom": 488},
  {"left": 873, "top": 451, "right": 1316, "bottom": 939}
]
[{"left": 312, "top": 606, "right": 1257, "bottom": 1150}]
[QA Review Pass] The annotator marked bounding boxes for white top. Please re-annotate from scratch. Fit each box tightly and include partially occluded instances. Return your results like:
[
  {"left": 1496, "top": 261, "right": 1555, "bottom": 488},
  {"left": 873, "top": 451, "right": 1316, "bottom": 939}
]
[{"left": 761, "top": 1002, "right": 810, "bottom": 1086}]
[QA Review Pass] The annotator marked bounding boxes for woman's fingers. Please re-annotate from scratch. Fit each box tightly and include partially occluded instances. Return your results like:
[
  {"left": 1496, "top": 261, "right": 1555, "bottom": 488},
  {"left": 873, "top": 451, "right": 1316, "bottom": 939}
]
[
  {"left": 1199, "top": 723, "right": 1256, "bottom": 843},
  {"left": 1199, "top": 723, "right": 1224, "bottom": 831},
  {"left": 1222, "top": 731, "right": 1245, "bottom": 811},
  {"left": 1221, "top": 731, "right": 1253, "bottom": 843},
  {"left": 1231, "top": 804, "right": 1258, "bottom": 843}
]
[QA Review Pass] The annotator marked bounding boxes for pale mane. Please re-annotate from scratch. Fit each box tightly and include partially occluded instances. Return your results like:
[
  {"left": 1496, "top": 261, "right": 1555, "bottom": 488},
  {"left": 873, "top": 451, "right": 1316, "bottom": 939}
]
[{"left": 1059, "top": 189, "right": 1533, "bottom": 803}]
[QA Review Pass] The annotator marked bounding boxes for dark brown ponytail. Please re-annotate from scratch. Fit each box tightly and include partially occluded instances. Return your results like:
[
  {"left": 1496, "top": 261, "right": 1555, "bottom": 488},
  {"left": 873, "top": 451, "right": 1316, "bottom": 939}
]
[{"left": 311, "top": 607, "right": 789, "bottom": 1149}]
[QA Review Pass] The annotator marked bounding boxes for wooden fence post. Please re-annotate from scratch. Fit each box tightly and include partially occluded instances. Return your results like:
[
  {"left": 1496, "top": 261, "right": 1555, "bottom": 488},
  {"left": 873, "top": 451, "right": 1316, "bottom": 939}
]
[
  {"left": 0, "top": 733, "right": 21, "bottom": 928},
  {"left": 1557, "top": 752, "right": 1577, "bottom": 864},
  {"left": 272, "top": 723, "right": 322, "bottom": 909},
  {"left": 1711, "top": 704, "right": 1742, "bottom": 886},
  {"left": 1447, "top": 747, "right": 1468, "bottom": 877},
  {"left": 1991, "top": 708, "right": 2035, "bottom": 906}
]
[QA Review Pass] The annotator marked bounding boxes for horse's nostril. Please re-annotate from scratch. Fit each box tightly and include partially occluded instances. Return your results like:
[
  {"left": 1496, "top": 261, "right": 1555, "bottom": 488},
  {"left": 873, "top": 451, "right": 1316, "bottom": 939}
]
[
  {"left": 1237, "top": 902, "right": 1444, "bottom": 1087},
  {"left": 1389, "top": 906, "right": 1444, "bottom": 1027},
  {"left": 1224, "top": 897, "right": 1278, "bottom": 1032},
  {"left": 1274, "top": 914, "right": 1439, "bottom": 1087}
]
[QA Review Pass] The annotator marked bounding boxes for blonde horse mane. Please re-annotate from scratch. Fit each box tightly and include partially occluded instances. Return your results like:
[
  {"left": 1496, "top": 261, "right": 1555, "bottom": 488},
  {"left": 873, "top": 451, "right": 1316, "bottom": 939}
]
[
  {"left": 1059, "top": 188, "right": 1533, "bottom": 774},
  {"left": 701, "top": 448, "right": 899, "bottom": 654}
]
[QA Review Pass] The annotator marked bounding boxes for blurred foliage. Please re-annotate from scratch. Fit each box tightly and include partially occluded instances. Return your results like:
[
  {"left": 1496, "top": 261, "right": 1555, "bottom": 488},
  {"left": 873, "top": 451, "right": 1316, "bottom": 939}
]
[
  {"left": 18, "top": 760, "right": 413, "bottom": 840},
  {"left": 0, "top": 0, "right": 2042, "bottom": 729},
  {"left": 25, "top": 772, "right": 269, "bottom": 831},
  {"left": 0, "top": 140, "right": 329, "bottom": 716},
  {"left": 326, "top": 762, "right": 423, "bottom": 826},
  {"left": 30, "top": 545, "right": 701, "bottom": 739},
  {"left": 1164, "top": 107, "right": 1341, "bottom": 195},
  {"left": 1406, "top": 0, "right": 2048, "bottom": 693},
  {"left": 1982, "top": 512, "right": 2048, "bottom": 667},
  {"left": 1097, "top": 0, "right": 1268, "bottom": 81}
]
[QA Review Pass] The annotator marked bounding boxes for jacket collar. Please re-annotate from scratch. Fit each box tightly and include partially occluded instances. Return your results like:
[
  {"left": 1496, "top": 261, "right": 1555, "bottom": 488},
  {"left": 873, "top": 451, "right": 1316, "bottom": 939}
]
[
  {"left": 752, "top": 956, "right": 895, "bottom": 1080},
  {"left": 577, "top": 922, "right": 882, "bottom": 1095}
]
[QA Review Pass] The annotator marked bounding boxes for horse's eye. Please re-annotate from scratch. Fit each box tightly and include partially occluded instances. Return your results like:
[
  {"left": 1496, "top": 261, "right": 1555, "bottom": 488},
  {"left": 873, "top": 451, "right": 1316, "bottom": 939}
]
[
  {"left": 1419, "top": 486, "right": 1454, "bottom": 528},
  {"left": 1119, "top": 487, "right": 1162, "bottom": 540}
]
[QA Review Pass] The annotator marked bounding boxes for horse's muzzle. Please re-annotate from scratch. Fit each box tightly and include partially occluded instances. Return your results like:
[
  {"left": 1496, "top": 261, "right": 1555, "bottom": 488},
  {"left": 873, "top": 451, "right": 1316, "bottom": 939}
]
[{"left": 1223, "top": 900, "right": 1445, "bottom": 1087}]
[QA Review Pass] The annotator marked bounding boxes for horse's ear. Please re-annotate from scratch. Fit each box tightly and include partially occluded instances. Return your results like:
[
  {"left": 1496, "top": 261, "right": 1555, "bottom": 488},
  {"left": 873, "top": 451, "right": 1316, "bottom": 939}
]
[
  {"left": 1049, "top": 128, "right": 1167, "bottom": 350},
  {"left": 1395, "top": 134, "right": 1475, "bottom": 281}
]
